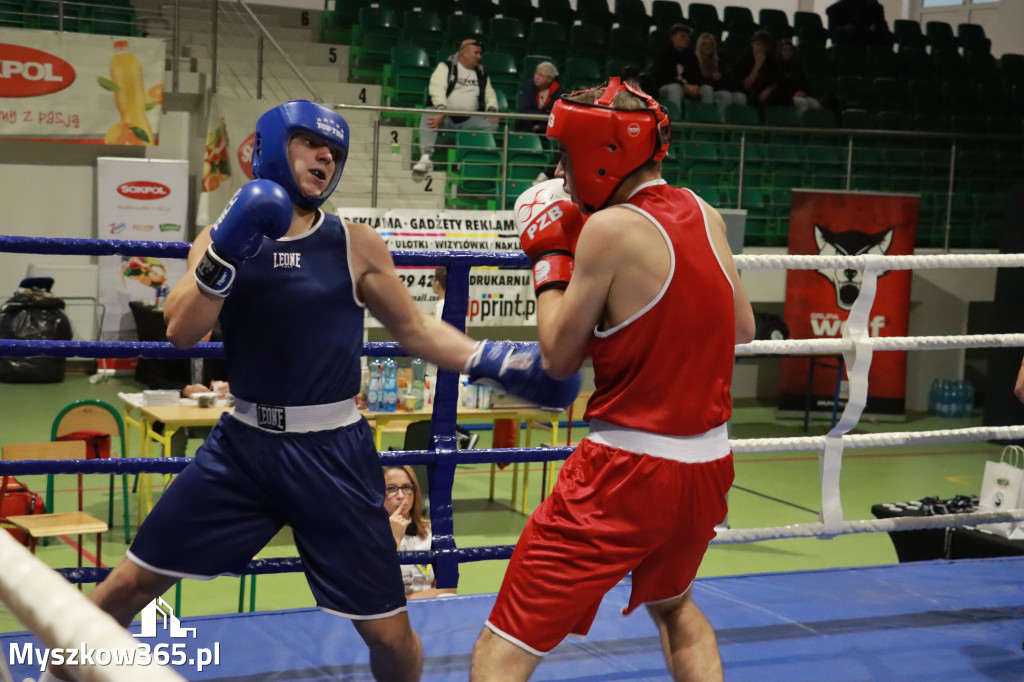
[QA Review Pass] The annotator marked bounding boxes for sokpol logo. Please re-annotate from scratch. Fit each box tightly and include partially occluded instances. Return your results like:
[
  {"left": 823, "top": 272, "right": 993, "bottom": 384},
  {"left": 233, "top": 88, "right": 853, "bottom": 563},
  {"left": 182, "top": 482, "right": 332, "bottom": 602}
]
[
  {"left": 0, "top": 44, "right": 76, "bottom": 97},
  {"left": 118, "top": 181, "right": 170, "bottom": 200}
]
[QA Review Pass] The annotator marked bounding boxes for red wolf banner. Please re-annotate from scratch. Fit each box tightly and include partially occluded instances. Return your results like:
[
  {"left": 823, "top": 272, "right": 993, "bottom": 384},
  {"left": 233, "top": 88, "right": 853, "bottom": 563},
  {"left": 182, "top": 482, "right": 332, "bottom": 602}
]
[{"left": 780, "top": 190, "right": 919, "bottom": 417}]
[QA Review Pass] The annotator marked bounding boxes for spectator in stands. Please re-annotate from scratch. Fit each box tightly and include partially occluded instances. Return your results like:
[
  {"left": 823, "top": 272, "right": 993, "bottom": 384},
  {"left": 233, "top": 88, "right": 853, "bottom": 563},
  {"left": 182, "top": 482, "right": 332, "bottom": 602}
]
[
  {"left": 777, "top": 39, "right": 823, "bottom": 113},
  {"left": 826, "top": 0, "right": 893, "bottom": 46},
  {"left": 383, "top": 465, "right": 454, "bottom": 599},
  {"left": 516, "top": 62, "right": 563, "bottom": 133},
  {"left": 412, "top": 38, "right": 499, "bottom": 180},
  {"left": 731, "top": 30, "right": 788, "bottom": 109},
  {"left": 694, "top": 32, "right": 747, "bottom": 115},
  {"left": 651, "top": 23, "right": 704, "bottom": 112}
]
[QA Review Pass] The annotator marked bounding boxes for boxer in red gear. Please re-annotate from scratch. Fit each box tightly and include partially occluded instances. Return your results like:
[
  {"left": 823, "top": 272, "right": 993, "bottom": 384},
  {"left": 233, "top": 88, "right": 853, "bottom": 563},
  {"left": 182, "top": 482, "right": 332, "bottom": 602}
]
[{"left": 471, "top": 79, "right": 756, "bottom": 681}]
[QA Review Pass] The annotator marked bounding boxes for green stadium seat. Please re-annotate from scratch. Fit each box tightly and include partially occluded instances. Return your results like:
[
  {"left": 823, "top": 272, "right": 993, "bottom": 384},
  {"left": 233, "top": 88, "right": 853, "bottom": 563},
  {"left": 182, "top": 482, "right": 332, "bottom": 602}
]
[
  {"left": 867, "top": 45, "right": 899, "bottom": 79},
  {"left": 893, "top": 19, "right": 926, "bottom": 51},
  {"left": 651, "top": 0, "right": 684, "bottom": 30},
  {"left": 800, "top": 108, "right": 837, "bottom": 129},
  {"left": 957, "top": 23, "right": 985, "bottom": 44},
  {"left": 569, "top": 22, "right": 609, "bottom": 66},
  {"left": 487, "top": 17, "right": 526, "bottom": 62},
  {"left": 563, "top": 56, "right": 603, "bottom": 91},
  {"left": 537, "top": 0, "right": 574, "bottom": 33},
  {"left": 385, "top": 45, "right": 433, "bottom": 109},
  {"left": 758, "top": 8, "right": 793, "bottom": 41},
  {"left": 448, "top": 130, "right": 502, "bottom": 208},
  {"left": 931, "top": 49, "right": 966, "bottom": 82},
  {"left": 793, "top": 11, "right": 828, "bottom": 44},
  {"left": 480, "top": 51, "right": 520, "bottom": 101},
  {"left": 840, "top": 110, "right": 876, "bottom": 130},
  {"left": 445, "top": 13, "right": 485, "bottom": 46},
  {"left": 400, "top": 10, "right": 444, "bottom": 51},
  {"left": 925, "top": 21, "right": 959, "bottom": 52},
  {"left": 832, "top": 43, "right": 869, "bottom": 77},
  {"left": 835, "top": 75, "right": 871, "bottom": 111},
  {"left": 320, "top": 1, "right": 370, "bottom": 42},
  {"left": 897, "top": 46, "right": 932, "bottom": 81},
  {"left": 576, "top": 0, "right": 613, "bottom": 32},
  {"left": 686, "top": 3, "right": 724, "bottom": 41},
  {"left": 723, "top": 6, "right": 755, "bottom": 33},
  {"left": 459, "top": 0, "right": 497, "bottom": 23},
  {"left": 615, "top": 0, "right": 651, "bottom": 31},
  {"left": 527, "top": 21, "right": 567, "bottom": 64},
  {"left": 498, "top": 0, "right": 535, "bottom": 27},
  {"left": 607, "top": 25, "right": 649, "bottom": 65},
  {"left": 872, "top": 77, "right": 909, "bottom": 112},
  {"left": 906, "top": 80, "right": 940, "bottom": 114}
]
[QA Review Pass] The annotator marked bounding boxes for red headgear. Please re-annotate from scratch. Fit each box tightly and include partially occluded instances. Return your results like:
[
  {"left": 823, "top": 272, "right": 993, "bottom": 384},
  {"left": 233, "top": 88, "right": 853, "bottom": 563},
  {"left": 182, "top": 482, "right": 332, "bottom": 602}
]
[{"left": 545, "top": 78, "right": 670, "bottom": 213}]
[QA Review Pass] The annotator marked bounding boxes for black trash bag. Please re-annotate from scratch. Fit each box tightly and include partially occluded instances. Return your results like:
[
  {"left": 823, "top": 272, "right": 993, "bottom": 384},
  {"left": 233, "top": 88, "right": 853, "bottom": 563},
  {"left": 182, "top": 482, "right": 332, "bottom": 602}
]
[{"left": 0, "top": 287, "right": 73, "bottom": 383}]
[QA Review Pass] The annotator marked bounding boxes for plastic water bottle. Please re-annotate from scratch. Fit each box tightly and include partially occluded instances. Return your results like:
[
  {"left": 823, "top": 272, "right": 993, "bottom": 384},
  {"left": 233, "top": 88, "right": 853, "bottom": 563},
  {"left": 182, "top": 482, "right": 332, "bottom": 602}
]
[
  {"left": 963, "top": 381, "right": 975, "bottom": 416},
  {"left": 928, "top": 379, "right": 940, "bottom": 416},
  {"left": 383, "top": 358, "right": 398, "bottom": 413},
  {"left": 411, "top": 357, "right": 426, "bottom": 410},
  {"left": 367, "top": 358, "right": 382, "bottom": 412},
  {"left": 950, "top": 381, "right": 963, "bottom": 417},
  {"left": 940, "top": 380, "right": 954, "bottom": 418}
]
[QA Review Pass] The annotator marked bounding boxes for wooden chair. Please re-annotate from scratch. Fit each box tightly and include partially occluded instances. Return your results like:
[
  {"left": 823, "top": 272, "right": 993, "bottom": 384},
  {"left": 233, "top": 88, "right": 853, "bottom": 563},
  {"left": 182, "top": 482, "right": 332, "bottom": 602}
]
[
  {"left": 51, "top": 399, "right": 132, "bottom": 544},
  {"left": 1, "top": 441, "right": 109, "bottom": 581}
]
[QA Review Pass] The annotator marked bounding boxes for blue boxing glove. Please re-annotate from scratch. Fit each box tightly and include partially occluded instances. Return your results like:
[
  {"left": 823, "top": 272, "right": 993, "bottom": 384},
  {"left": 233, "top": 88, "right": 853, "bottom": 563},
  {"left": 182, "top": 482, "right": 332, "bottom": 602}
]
[
  {"left": 194, "top": 179, "right": 292, "bottom": 297},
  {"left": 465, "top": 341, "right": 581, "bottom": 411}
]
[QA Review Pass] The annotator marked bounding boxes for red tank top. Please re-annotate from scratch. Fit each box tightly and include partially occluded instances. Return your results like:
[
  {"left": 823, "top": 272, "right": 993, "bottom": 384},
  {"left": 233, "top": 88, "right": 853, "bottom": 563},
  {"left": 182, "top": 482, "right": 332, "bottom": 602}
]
[{"left": 584, "top": 181, "right": 736, "bottom": 436}]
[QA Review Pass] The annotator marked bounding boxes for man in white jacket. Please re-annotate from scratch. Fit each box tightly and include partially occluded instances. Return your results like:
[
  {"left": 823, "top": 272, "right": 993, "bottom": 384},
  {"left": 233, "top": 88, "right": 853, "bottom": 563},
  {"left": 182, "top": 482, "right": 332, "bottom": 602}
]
[{"left": 412, "top": 38, "right": 499, "bottom": 180}]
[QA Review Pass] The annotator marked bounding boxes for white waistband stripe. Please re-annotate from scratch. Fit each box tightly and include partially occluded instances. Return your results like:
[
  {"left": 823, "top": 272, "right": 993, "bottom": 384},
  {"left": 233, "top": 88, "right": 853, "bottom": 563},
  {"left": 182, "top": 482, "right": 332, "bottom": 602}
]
[
  {"left": 585, "top": 420, "right": 731, "bottom": 463},
  {"left": 231, "top": 398, "right": 361, "bottom": 433}
]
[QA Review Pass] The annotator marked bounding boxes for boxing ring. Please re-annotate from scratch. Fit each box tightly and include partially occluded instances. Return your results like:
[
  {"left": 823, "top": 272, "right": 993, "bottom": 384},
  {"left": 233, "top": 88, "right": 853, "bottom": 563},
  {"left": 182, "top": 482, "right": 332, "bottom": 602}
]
[{"left": 1, "top": 235, "right": 1023, "bottom": 680}]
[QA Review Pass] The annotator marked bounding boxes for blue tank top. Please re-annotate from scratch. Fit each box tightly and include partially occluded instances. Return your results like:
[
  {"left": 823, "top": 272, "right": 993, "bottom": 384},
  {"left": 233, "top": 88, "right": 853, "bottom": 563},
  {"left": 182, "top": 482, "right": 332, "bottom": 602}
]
[{"left": 219, "top": 212, "right": 364, "bottom": 406}]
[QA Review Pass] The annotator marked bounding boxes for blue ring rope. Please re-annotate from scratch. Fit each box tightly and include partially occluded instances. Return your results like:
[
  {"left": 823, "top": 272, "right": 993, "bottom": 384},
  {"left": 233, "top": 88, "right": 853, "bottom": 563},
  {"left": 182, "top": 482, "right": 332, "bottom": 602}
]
[{"left": 2, "top": 236, "right": 557, "bottom": 592}]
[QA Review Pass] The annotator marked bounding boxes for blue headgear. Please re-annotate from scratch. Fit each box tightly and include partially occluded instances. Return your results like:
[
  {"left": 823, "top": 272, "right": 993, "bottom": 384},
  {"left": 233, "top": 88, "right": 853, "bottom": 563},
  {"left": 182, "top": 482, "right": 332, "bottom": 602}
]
[{"left": 252, "top": 100, "right": 349, "bottom": 210}]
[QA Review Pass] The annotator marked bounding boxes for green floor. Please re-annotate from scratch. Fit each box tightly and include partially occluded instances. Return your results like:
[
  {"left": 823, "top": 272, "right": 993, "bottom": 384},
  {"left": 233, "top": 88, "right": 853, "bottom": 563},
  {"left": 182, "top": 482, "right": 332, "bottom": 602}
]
[{"left": 0, "top": 370, "right": 1002, "bottom": 634}]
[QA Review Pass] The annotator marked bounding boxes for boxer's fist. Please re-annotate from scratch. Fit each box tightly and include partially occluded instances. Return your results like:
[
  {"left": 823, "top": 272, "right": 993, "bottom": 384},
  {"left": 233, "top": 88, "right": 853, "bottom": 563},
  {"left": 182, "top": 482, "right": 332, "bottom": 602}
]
[
  {"left": 195, "top": 180, "right": 292, "bottom": 297},
  {"left": 514, "top": 179, "right": 586, "bottom": 295},
  {"left": 464, "top": 340, "right": 581, "bottom": 411}
]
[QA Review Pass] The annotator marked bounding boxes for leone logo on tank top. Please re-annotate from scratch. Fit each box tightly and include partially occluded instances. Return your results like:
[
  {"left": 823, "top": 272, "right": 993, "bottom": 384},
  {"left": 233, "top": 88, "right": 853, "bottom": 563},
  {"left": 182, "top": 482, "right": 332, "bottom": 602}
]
[{"left": 257, "top": 404, "right": 286, "bottom": 432}]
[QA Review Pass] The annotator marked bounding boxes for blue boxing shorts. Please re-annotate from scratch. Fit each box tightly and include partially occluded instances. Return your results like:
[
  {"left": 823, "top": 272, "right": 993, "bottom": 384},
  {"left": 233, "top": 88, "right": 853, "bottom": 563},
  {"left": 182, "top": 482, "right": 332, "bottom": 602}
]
[{"left": 128, "top": 412, "right": 406, "bottom": 619}]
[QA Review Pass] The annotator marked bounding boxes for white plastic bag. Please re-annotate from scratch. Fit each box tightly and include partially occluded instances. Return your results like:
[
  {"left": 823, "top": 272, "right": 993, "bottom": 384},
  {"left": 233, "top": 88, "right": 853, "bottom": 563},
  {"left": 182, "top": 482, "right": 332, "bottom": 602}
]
[{"left": 977, "top": 445, "right": 1024, "bottom": 539}]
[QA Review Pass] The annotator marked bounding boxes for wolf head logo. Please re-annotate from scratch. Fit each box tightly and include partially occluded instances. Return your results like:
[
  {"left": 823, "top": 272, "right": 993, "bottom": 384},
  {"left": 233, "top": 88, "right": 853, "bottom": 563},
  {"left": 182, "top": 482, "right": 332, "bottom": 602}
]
[{"left": 813, "top": 225, "right": 894, "bottom": 310}]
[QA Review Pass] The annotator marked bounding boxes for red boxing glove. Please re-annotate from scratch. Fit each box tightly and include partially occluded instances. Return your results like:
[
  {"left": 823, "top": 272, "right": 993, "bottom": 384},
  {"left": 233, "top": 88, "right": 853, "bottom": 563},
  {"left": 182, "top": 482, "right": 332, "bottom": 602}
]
[{"left": 514, "top": 179, "right": 586, "bottom": 295}]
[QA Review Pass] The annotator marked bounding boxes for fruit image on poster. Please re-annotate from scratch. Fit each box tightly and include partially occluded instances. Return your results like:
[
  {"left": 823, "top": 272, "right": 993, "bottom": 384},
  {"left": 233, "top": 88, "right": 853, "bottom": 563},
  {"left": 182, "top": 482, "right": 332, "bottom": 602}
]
[{"left": 203, "top": 118, "right": 231, "bottom": 192}]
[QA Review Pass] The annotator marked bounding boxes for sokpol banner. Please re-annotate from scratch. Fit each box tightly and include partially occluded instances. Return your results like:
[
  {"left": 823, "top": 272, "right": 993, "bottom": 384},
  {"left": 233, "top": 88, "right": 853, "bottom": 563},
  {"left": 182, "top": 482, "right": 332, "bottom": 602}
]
[
  {"left": 0, "top": 28, "right": 164, "bottom": 144},
  {"left": 780, "top": 190, "right": 919, "bottom": 418},
  {"left": 337, "top": 208, "right": 535, "bottom": 327},
  {"left": 97, "top": 158, "right": 189, "bottom": 341}
]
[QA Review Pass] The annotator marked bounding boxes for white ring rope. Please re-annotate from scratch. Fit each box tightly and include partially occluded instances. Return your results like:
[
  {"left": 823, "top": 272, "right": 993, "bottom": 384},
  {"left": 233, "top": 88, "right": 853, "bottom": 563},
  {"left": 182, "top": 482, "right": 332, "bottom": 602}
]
[
  {"left": 733, "top": 424, "right": 1024, "bottom": 454},
  {"left": 737, "top": 333, "right": 1024, "bottom": 355},
  {"left": 734, "top": 252, "right": 1024, "bottom": 270},
  {"left": 0, "top": 532, "right": 184, "bottom": 681},
  {"left": 713, "top": 509, "right": 1024, "bottom": 545}
]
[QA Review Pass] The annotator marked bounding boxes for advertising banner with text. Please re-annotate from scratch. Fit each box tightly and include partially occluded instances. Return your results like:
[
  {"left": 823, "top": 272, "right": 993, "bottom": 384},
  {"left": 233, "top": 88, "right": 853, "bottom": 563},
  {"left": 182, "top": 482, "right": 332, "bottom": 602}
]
[
  {"left": 780, "top": 190, "right": 919, "bottom": 417},
  {"left": 97, "top": 158, "right": 189, "bottom": 341},
  {"left": 336, "top": 208, "right": 533, "bottom": 327},
  {"left": 0, "top": 28, "right": 164, "bottom": 144}
]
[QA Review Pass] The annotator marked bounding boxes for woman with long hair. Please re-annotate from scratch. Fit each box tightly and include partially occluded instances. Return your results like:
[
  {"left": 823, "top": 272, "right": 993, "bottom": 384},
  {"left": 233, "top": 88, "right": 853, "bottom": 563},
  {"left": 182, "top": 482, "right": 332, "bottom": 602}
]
[
  {"left": 695, "top": 32, "right": 747, "bottom": 114},
  {"left": 383, "top": 465, "right": 455, "bottom": 598}
]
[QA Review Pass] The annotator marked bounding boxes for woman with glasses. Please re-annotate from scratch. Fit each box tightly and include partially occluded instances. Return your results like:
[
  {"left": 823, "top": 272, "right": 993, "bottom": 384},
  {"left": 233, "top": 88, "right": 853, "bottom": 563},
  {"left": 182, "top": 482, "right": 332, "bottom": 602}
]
[{"left": 384, "top": 466, "right": 454, "bottom": 599}]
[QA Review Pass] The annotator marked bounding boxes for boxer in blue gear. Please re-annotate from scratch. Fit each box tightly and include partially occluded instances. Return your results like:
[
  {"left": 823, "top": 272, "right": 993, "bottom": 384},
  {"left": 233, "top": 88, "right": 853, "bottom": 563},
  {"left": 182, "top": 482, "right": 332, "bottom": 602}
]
[{"left": 45, "top": 100, "right": 580, "bottom": 682}]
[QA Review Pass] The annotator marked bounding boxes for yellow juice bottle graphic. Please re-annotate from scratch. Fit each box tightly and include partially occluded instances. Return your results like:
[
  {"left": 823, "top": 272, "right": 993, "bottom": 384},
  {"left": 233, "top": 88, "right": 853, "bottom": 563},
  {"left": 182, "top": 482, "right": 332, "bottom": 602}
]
[{"left": 107, "top": 40, "right": 154, "bottom": 145}]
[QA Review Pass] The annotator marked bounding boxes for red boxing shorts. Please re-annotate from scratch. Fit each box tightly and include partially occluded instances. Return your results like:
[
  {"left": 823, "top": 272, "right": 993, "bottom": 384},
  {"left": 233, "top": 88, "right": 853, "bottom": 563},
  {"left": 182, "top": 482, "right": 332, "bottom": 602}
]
[{"left": 485, "top": 437, "right": 733, "bottom": 655}]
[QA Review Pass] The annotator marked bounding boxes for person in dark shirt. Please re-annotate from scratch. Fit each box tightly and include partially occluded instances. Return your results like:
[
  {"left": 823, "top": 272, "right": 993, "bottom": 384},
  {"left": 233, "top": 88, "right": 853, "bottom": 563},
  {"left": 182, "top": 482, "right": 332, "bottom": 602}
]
[
  {"left": 651, "top": 23, "right": 703, "bottom": 112},
  {"left": 777, "top": 39, "right": 822, "bottom": 113},
  {"left": 516, "top": 61, "right": 563, "bottom": 133},
  {"left": 731, "top": 30, "right": 788, "bottom": 108}
]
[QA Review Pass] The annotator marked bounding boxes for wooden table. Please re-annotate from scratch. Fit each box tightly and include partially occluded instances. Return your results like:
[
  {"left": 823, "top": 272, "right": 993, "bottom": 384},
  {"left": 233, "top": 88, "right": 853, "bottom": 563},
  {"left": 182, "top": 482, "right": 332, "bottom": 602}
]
[{"left": 119, "top": 394, "right": 565, "bottom": 517}]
